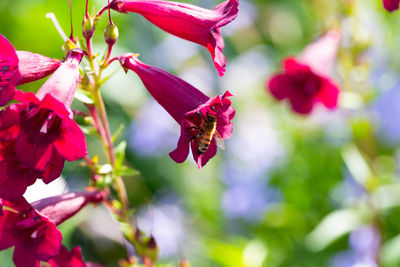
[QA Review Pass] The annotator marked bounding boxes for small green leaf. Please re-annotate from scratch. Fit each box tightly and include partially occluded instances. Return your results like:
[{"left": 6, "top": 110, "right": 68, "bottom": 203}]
[
  {"left": 112, "top": 124, "right": 125, "bottom": 143},
  {"left": 115, "top": 166, "right": 140, "bottom": 177},
  {"left": 75, "top": 89, "right": 94, "bottom": 104},
  {"left": 115, "top": 141, "right": 127, "bottom": 169},
  {"left": 305, "top": 209, "right": 362, "bottom": 251}
]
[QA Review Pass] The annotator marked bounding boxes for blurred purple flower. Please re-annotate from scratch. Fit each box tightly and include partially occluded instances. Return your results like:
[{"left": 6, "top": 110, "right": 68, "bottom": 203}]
[
  {"left": 375, "top": 82, "right": 400, "bottom": 144},
  {"left": 129, "top": 100, "right": 179, "bottom": 157},
  {"left": 222, "top": 182, "right": 281, "bottom": 221}
]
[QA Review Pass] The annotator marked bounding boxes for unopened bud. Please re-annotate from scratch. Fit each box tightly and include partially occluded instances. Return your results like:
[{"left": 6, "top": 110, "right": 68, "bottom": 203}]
[
  {"left": 82, "top": 15, "right": 99, "bottom": 40},
  {"left": 104, "top": 22, "right": 119, "bottom": 47}
]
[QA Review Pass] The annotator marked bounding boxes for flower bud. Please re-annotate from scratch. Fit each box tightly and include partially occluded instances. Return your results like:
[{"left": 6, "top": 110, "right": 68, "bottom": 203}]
[
  {"left": 82, "top": 14, "right": 99, "bottom": 40},
  {"left": 104, "top": 22, "right": 119, "bottom": 47}
]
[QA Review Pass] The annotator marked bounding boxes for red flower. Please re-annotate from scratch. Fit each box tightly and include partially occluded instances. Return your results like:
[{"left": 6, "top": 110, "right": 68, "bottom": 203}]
[
  {"left": 0, "top": 34, "right": 20, "bottom": 106},
  {"left": 0, "top": 34, "right": 61, "bottom": 106},
  {"left": 32, "top": 190, "right": 108, "bottom": 225},
  {"left": 35, "top": 246, "right": 85, "bottom": 267},
  {"left": 35, "top": 245, "right": 107, "bottom": 267},
  {"left": 383, "top": 0, "right": 400, "bottom": 11},
  {"left": 119, "top": 54, "right": 234, "bottom": 168},
  {"left": 0, "top": 197, "right": 62, "bottom": 267},
  {"left": 109, "top": 0, "right": 239, "bottom": 76},
  {"left": 267, "top": 31, "right": 340, "bottom": 114},
  {"left": 0, "top": 50, "right": 87, "bottom": 200},
  {"left": 16, "top": 51, "right": 61, "bottom": 85}
]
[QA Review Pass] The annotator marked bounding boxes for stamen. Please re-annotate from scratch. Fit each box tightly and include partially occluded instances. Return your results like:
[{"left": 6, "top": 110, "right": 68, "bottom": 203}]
[{"left": 46, "top": 13, "right": 68, "bottom": 42}]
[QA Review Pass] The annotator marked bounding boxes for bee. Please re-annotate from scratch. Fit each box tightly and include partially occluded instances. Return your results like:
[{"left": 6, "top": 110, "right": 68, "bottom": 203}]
[{"left": 195, "top": 110, "right": 225, "bottom": 155}]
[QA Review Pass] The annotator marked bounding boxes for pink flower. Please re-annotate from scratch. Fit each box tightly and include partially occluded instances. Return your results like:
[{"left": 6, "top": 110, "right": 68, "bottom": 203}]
[
  {"left": 0, "top": 34, "right": 20, "bottom": 106},
  {"left": 35, "top": 246, "right": 85, "bottom": 267},
  {"left": 119, "top": 54, "right": 234, "bottom": 168},
  {"left": 16, "top": 51, "right": 61, "bottom": 85},
  {"left": 0, "top": 50, "right": 87, "bottom": 200},
  {"left": 32, "top": 190, "right": 108, "bottom": 225},
  {"left": 267, "top": 31, "right": 340, "bottom": 114},
  {"left": 109, "top": 0, "right": 239, "bottom": 76},
  {"left": 35, "top": 245, "right": 107, "bottom": 267},
  {"left": 383, "top": 0, "right": 400, "bottom": 11},
  {"left": 0, "top": 197, "right": 62, "bottom": 267},
  {"left": 0, "top": 34, "right": 61, "bottom": 106}
]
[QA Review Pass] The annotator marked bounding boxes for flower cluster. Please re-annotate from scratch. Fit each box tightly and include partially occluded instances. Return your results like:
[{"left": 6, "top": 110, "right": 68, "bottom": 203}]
[{"left": 0, "top": 0, "right": 239, "bottom": 265}]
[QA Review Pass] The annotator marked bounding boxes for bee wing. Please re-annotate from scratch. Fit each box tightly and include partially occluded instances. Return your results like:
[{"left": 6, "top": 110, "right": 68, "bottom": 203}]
[{"left": 214, "top": 131, "right": 225, "bottom": 150}]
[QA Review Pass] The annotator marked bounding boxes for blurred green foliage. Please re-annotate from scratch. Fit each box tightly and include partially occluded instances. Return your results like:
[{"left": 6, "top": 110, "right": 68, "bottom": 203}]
[{"left": 3, "top": 0, "right": 400, "bottom": 266}]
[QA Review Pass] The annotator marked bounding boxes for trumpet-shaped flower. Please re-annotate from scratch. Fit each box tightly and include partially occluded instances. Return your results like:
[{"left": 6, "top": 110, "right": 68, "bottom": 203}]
[
  {"left": 267, "top": 31, "right": 340, "bottom": 114},
  {"left": 0, "top": 50, "right": 87, "bottom": 200},
  {"left": 109, "top": 0, "right": 239, "bottom": 76},
  {"left": 0, "top": 197, "right": 62, "bottom": 267},
  {"left": 0, "top": 34, "right": 20, "bottom": 106},
  {"left": 383, "top": 0, "right": 400, "bottom": 11},
  {"left": 120, "top": 54, "right": 234, "bottom": 168},
  {"left": 0, "top": 34, "right": 61, "bottom": 106}
]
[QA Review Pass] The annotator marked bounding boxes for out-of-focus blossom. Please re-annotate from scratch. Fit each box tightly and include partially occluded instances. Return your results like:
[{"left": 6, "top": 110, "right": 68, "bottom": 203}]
[
  {"left": 0, "top": 50, "right": 86, "bottom": 200},
  {"left": 137, "top": 202, "right": 186, "bottom": 258},
  {"left": 0, "top": 197, "right": 62, "bottom": 267},
  {"left": 383, "top": 0, "right": 400, "bottom": 11},
  {"left": 267, "top": 31, "right": 341, "bottom": 114},
  {"left": 222, "top": 182, "right": 280, "bottom": 221},
  {"left": 129, "top": 100, "right": 178, "bottom": 156},
  {"left": 119, "top": 54, "right": 234, "bottom": 168},
  {"left": 330, "top": 226, "right": 379, "bottom": 267},
  {"left": 375, "top": 82, "right": 400, "bottom": 144},
  {"left": 109, "top": 0, "right": 239, "bottom": 76}
]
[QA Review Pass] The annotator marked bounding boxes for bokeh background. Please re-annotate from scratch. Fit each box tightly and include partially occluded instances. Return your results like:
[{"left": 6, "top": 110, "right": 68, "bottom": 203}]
[{"left": 2, "top": 0, "right": 400, "bottom": 266}]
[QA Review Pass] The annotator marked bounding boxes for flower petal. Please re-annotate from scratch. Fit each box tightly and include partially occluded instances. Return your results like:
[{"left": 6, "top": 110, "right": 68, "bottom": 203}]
[{"left": 53, "top": 118, "right": 87, "bottom": 161}]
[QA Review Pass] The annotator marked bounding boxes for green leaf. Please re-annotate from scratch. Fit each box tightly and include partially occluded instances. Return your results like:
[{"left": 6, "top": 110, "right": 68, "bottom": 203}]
[
  {"left": 381, "top": 234, "right": 400, "bottom": 266},
  {"left": 305, "top": 209, "right": 362, "bottom": 251},
  {"left": 75, "top": 89, "right": 94, "bottom": 104},
  {"left": 112, "top": 124, "right": 125, "bottom": 143},
  {"left": 115, "top": 165, "right": 140, "bottom": 177},
  {"left": 115, "top": 141, "right": 127, "bottom": 169}
]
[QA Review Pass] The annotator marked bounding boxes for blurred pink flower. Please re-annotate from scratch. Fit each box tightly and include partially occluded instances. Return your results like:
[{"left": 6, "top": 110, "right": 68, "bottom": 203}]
[
  {"left": 0, "top": 34, "right": 61, "bottom": 106},
  {"left": 0, "top": 50, "right": 87, "bottom": 200},
  {"left": 267, "top": 31, "right": 341, "bottom": 114},
  {"left": 383, "top": 0, "right": 399, "bottom": 11},
  {"left": 120, "top": 54, "right": 234, "bottom": 168},
  {"left": 0, "top": 197, "right": 62, "bottom": 267},
  {"left": 109, "top": 0, "right": 239, "bottom": 76}
]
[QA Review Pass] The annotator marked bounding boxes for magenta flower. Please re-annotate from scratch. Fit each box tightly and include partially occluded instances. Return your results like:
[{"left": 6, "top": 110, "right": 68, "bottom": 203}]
[
  {"left": 0, "top": 34, "right": 20, "bottom": 106},
  {"left": 35, "top": 245, "right": 106, "bottom": 267},
  {"left": 0, "top": 197, "right": 62, "bottom": 267},
  {"left": 35, "top": 246, "right": 85, "bottom": 267},
  {"left": 119, "top": 54, "right": 234, "bottom": 168},
  {"left": 0, "top": 50, "right": 87, "bottom": 200},
  {"left": 383, "top": 0, "right": 400, "bottom": 11},
  {"left": 16, "top": 51, "right": 61, "bottom": 85},
  {"left": 0, "top": 34, "right": 61, "bottom": 106},
  {"left": 32, "top": 190, "right": 108, "bottom": 225},
  {"left": 267, "top": 31, "right": 340, "bottom": 114},
  {"left": 109, "top": 0, "right": 239, "bottom": 76}
]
